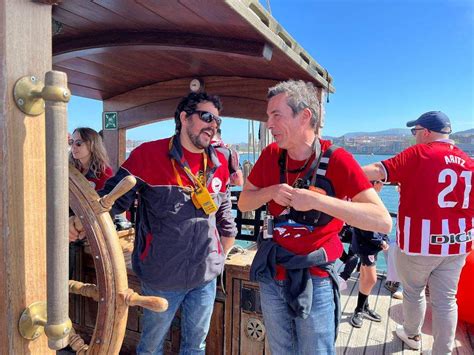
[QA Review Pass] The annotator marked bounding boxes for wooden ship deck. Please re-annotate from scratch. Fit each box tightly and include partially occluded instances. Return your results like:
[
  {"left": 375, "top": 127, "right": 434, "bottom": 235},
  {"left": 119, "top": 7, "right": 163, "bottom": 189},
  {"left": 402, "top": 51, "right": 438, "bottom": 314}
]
[
  {"left": 336, "top": 269, "right": 474, "bottom": 354},
  {"left": 229, "top": 206, "right": 474, "bottom": 355},
  {"left": 61, "top": 197, "right": 474, "bottom": 355},
  {"left": 61, "top": 240, "right": 474, "bottom": 355},
  {"left": 219, "top": 246, "right": 474, "bottom": 355}
]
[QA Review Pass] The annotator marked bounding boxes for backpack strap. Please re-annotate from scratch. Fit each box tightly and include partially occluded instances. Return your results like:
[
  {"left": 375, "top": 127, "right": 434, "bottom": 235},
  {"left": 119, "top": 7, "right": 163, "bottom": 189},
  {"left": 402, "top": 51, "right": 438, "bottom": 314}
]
[
  {"left": 215, "top": 145, "right": 235, "bottom": 174},
  {"left": 278, "top": 139, "right": 321, "bottom": 184},
  {"left": 309, "top": 144, "right": 340, "bottom": 185}
]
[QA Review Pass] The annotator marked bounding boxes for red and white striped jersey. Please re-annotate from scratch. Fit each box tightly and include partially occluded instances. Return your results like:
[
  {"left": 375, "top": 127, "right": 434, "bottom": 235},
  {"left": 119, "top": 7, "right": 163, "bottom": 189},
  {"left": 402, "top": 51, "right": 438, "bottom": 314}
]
[{"left": 382, "top": 140, "right": 473, "bottom": 256}]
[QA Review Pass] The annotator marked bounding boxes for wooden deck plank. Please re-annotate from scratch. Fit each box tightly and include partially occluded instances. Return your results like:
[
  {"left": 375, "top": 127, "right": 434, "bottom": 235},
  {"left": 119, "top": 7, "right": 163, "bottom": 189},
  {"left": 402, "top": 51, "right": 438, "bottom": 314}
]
[
  {"left": 465, "top": 323, "right": 474, "bottom": 351},
  {"left": 466, "top": 323, "right": 474, "bottom": 348},
  {"left": 336, "top": 332, "right": 350, "bottom": 355},
  {"left": 420, "top": 299, "right": 434, "bottom": 351},
  {"left": 453, "top": 321, "right": 473, "bottom": 355},
  {"left": 383, "top": 288, "right": 407, "bottom": 354},
  {"left": 335, "top": 274, "right": 473, "bottom": 355},
  {"left": 365, "top": 277, "right": 393, "bottom": 354},
  {"left": 338, "top": 273, "right": 368, "bottom": 355},
  {"left": 335, "top": 260, "right": 359, "bottom": 353},
  {"left": 336, "top": 276, "right": 359, "bottom": 353}
]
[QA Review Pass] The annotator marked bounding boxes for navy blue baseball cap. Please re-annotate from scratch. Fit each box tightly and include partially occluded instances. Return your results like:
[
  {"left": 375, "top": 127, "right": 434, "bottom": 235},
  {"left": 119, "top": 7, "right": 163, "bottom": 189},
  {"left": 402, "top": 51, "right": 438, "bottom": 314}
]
[{"left": 406, "top": 111, "right": 452, "bottom": 133}]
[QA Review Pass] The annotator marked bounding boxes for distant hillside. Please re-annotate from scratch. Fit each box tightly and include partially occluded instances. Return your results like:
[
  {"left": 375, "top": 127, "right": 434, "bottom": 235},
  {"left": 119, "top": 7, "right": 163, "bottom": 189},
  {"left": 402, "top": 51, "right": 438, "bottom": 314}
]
[
  {"left": 340, "top": 128, "right": 411, "bottom": 138},
  {"left": 336, "top": 127, "right": 473, "bottom": 138},
  {"left": 453, "top": 128, "right": 474, "bottom": 136}
]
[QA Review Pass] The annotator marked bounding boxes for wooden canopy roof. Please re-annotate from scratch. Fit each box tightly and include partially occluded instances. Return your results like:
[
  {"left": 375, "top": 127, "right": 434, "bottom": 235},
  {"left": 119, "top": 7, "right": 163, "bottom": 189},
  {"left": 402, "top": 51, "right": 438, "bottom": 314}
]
[{"left": 51, "top": 0, "right": 334, "bottom": 123}]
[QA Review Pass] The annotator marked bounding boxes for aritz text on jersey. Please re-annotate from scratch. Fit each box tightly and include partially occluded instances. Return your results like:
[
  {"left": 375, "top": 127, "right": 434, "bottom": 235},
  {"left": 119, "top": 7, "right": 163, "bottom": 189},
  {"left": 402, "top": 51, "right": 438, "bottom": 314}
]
[
  {"left": 431, "top": 228, "right": 473, "bottom": 245},
  {"left": 444, "top": 154, "right": 466, "bottom": 167}
]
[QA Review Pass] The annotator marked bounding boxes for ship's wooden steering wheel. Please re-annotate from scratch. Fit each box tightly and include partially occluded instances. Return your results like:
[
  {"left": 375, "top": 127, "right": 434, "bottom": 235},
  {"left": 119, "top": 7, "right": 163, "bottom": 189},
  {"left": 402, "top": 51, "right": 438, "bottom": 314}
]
[{"left": 68, "top": 166, "right": 167, "bottom": 354}]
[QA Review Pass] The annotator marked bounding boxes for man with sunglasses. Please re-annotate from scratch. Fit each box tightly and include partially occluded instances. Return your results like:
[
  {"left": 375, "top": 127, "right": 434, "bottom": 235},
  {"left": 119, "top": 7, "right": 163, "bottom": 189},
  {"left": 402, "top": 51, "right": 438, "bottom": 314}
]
[
  {"left": 238, "top": 80, "right": 392, "bottom": 354},
  {"left": 71, "top": 92, "right": 237, "bottom": 354},
  {"left": 362, "top": 111, "right": 474, "bottom": 353}
]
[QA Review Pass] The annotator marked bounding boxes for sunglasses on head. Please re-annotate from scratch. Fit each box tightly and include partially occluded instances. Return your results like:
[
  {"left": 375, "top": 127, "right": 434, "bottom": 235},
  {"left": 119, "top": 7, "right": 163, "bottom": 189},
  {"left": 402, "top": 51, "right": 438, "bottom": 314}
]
[
  {"left": 193, "top": 110, "right": 222, "bottom": 125},
  {"left": 68, "top": 139, "right": 85, "bottom": 147}
]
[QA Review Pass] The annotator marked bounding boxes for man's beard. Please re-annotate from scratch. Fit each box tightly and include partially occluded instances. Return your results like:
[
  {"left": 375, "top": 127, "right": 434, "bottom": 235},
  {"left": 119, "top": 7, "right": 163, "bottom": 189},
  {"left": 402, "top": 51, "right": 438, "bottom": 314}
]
[{"left": 186, "top": 126, "right": 214, "bottom": 150}]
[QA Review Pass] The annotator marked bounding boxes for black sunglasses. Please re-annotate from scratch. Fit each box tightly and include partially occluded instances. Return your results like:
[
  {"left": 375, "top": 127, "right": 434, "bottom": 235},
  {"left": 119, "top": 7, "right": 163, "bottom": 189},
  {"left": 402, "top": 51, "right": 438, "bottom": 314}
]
[
  {"left": 193, "top": 110, "right": 222, "bottom": 125},
  {"left": 68, "top": 139, "right": 85, "bottom": 147},
  {"left": 410, "top": 128, "right": 425, "bottom": 136}
]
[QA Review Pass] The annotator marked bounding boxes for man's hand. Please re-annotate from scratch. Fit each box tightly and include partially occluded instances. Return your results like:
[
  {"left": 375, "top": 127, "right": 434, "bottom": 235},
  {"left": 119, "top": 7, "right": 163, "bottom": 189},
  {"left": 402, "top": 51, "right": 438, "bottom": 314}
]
[
  {"left": 230, "top": 149, "right": 240, "bottom": 172},
  {"left": 381, "top": 241, "right": 389, "bottom": 251},
  {"left": 271, "top": 184, "right": 294, "bottom": 207},
  {"left": 69, "top": 215, "right": 85, "bottom": 242},
  {"left": 289, "top": 188, "right": 321, "bottom": 211},
  {"left": 221, "top": 236, "right": 236, "bottom": 255}
]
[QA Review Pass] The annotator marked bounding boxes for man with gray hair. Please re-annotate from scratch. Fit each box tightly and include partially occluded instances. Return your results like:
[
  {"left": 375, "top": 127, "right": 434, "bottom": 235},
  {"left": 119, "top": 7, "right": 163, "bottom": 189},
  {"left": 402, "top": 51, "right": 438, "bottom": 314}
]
[{"left": 238, "top": 80, "right": 392, "bottom": 354}]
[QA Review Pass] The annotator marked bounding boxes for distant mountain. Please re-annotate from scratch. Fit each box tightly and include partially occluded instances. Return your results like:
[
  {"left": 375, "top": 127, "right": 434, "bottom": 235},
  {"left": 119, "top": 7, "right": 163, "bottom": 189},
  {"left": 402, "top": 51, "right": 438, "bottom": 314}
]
[
  {"left": 453, "top": 128, "right": 474, "bottom": 136},
  {"left": 333, "top": 127, "right": 473, "bottom": 138},
  {"left": 235, "top": 127, "right": 472, "bottom": 147},
  {"left": 339, "top": 128, "right": 411, "bottom": 138}
]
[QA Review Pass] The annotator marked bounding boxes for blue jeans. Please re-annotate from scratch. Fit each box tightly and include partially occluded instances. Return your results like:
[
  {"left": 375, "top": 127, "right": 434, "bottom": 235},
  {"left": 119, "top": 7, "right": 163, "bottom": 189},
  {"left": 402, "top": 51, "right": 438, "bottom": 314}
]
[
  {"left": 259, "top": 276, "right": 335, "bottom": 355},
  {"left": 136, "top": 279, "right": 217, "bottom": 355}
]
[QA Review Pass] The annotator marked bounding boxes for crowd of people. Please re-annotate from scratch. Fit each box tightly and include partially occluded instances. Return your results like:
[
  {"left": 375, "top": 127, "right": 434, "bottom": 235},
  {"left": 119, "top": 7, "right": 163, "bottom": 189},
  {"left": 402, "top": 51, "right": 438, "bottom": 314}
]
[{"left": 68, "top": 80, "right": 473, "bottom": 355}]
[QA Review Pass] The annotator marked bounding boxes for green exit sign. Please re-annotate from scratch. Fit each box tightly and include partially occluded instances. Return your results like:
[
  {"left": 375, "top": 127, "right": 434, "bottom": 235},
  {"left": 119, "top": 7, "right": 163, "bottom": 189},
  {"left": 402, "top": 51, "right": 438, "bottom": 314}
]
[{"left": 104, "top": 112, "right": 118, "bottom": 130}]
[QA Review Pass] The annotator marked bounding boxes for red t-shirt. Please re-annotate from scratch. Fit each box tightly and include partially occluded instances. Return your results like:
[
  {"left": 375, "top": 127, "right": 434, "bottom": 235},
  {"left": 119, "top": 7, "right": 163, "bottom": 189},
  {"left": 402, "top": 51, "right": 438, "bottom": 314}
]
[
  {"left": 180, "top": 145, "right": 230, "bottom": 190},
  {"left": 121, "top": 138, "right": 230, "bottom": 194},
  {"left": 382, "top": 140, "right": 474, "bottom": 256},
  {"left": 248, "top": 140, "right": 372, "bottom": 277}
]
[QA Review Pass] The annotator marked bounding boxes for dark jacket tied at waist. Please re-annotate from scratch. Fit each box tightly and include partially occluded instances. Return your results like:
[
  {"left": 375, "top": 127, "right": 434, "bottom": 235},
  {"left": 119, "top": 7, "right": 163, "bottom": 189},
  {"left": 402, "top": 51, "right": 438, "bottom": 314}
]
[{"left": 250, "top": 238, "right": 341, "bottom": 339}]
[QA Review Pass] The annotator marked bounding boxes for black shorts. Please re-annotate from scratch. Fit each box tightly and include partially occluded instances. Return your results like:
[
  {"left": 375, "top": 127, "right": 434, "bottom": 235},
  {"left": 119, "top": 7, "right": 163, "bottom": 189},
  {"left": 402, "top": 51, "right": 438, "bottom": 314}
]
[{"left": 358, "top": 253, "right": 378, "bottom": 267}]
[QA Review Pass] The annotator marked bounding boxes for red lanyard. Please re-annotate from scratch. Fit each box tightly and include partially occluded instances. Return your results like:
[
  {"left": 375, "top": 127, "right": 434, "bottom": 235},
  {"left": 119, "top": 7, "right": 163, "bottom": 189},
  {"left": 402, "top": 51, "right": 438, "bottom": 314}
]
[{"left": 169, "top": 138, "right": 208, "bottom": 188}]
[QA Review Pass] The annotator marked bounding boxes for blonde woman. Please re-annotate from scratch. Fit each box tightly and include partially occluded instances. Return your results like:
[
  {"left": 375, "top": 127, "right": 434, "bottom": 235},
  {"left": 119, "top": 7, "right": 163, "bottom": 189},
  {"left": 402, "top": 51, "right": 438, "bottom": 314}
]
[{"left": 69, "top": 127, "right": 113, "bottom": 191}]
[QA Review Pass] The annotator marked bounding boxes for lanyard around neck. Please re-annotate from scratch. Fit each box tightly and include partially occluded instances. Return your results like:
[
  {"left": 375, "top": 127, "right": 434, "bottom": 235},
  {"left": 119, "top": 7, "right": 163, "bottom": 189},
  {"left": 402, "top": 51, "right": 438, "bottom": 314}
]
[
  {"left": 279, "top": 139, "right": 321, "bottom": 185},
  {"left": 169, "top": 137, "right": 208, "bottom": 188}
]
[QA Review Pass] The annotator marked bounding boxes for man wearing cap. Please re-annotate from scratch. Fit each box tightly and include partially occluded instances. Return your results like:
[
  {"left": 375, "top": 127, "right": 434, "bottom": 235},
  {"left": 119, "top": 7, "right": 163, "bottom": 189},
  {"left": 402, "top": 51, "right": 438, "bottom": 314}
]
[{"left": 363, "top": 111, "right": 474, "bottom": 353}]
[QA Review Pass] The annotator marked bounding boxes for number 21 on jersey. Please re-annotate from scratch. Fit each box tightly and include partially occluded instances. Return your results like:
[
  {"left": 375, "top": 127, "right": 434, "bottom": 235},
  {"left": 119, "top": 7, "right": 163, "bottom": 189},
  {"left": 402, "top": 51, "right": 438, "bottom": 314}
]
[{"left": 438, "top": 168, "right": 472, "bottom": 208}]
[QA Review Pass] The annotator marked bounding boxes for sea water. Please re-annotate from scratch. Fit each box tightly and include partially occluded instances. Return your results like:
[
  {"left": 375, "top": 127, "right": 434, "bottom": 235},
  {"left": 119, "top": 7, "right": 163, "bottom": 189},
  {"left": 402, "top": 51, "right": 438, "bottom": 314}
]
[{"left": 354, "top": 155, "right": 399, "bottom": 272}]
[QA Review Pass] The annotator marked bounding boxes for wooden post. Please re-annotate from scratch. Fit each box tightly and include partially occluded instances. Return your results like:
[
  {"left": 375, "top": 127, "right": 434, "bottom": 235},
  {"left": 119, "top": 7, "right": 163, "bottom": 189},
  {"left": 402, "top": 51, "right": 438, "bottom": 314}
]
[
  {"left": 0, "top": 0, "right": 53, "bottom": 353},
  {"left": 102, "top": 127, "right": 127, "bottom": 172}
]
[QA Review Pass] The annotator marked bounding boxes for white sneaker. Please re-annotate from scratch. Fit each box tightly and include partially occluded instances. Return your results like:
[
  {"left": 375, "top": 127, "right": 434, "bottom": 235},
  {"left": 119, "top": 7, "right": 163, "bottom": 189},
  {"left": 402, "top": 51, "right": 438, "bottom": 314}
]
[
  {"left": 395, "top": 325, "right": 421, "bottom": 350},
  {"left": 385, "top": 281, "right": 404, "bottom": 299},
  {"left": 337, "top": 275, "right": 347, "bottom": 291},
  {"left": 393, "top": 288, "right": 403, "bottom": 300}
]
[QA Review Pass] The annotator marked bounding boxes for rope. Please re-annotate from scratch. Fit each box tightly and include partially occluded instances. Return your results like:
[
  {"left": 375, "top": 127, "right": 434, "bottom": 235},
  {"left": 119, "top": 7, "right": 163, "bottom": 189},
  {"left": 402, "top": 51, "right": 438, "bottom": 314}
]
[
  {"left": 220, "top": 245, "right": 246, "bottom": 295},
  {"left": 248, "top": 120, "right": 251, "bottom": 162},
  {"left": 325, "top": 67, "right": 330, "bottom": 103},
  {"left": 266, "top": 0, "right": 272, "bottom": 14},
  {"left": 252, "top": 120, "right": 256, "bottom": 163}
]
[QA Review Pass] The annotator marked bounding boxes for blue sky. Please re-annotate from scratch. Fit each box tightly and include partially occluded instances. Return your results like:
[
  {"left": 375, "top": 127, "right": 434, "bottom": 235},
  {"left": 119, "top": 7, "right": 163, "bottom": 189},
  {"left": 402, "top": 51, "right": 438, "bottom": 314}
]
[{"left": 68, "top": 0, "right": 473, "bottom": 143}]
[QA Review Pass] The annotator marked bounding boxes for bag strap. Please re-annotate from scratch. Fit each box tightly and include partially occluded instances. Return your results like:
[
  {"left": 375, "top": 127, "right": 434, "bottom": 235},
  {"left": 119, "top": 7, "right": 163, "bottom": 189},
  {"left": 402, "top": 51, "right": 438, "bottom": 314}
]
[
  {"left": 308, "top": 144, "right": 339, "bottom": 186},
  {"left": 278, "top": 139, "right": 321, "bottom": 184}
]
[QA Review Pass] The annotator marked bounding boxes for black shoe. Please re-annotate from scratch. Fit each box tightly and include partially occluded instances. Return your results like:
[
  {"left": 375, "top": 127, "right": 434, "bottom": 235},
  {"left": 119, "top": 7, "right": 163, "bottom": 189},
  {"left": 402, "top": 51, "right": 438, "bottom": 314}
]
[
  {"left": 350, "top": 311, "right": 364, "bottom": 328},
  {"left": 363, "top": 307, "right": 382, "bottom": 322},
  {"left": 384, "top": 281, "right": 400, "bottom": 293}
]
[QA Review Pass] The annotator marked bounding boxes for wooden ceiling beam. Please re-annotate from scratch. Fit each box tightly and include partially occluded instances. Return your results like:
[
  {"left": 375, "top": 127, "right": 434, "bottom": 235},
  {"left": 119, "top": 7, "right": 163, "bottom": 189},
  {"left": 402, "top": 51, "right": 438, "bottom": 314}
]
[
  {"left": 102, "top": 76, "right": 277, "bottom": 128},
  {"left": 115, "top": 96, "right": 267, "bottom": 130},
  {"left": 53, "top": 31, "right": 273, "bottom": 64}
]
